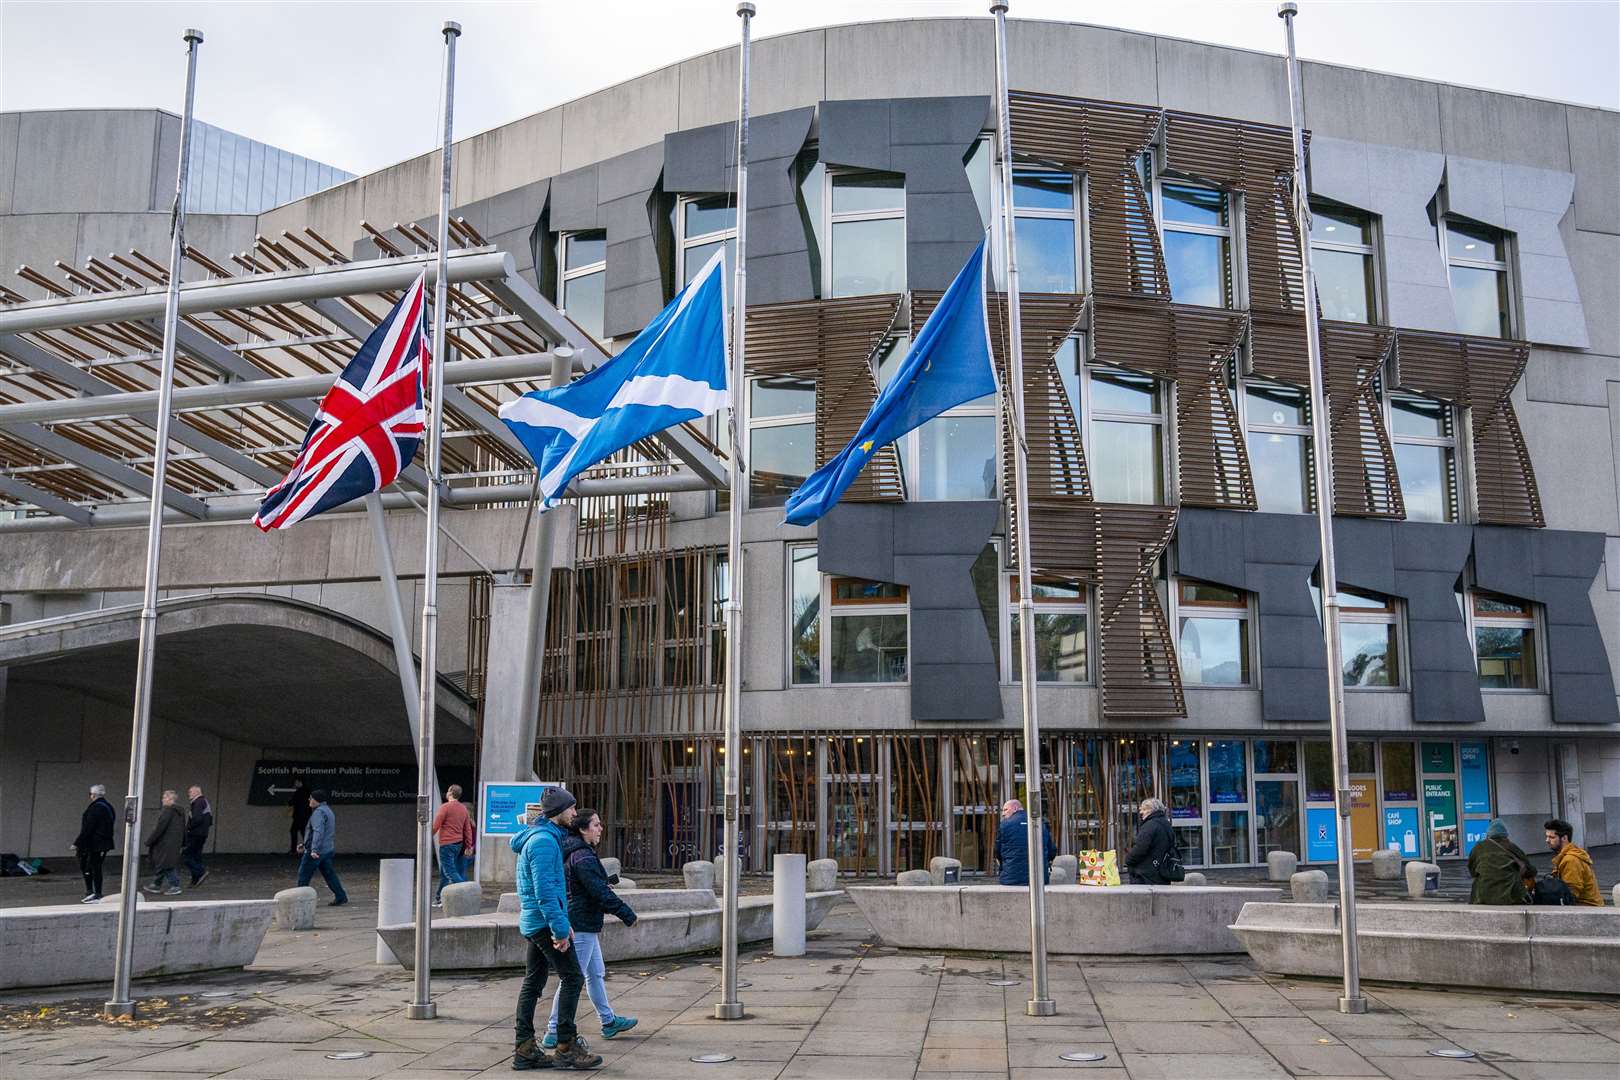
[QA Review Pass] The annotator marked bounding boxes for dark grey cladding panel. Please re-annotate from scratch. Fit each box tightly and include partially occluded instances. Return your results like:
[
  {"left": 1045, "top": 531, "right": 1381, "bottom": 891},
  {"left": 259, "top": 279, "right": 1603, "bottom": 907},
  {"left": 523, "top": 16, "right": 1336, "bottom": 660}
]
[
  {"left": 819, "top": 96, "right": 992, "bottom": 291},
  {"left": 664, "top": 108, "right": 816, "bottom": 305},
  {"left": 599, "top": 144, "right": 665, "bottom": 339},
  {"left": 819, "top": 500, "right": 1003, "bottom": 722},
  {"left": 1475, "top": 527, "right": 1617, "bottom": 724},
  {"left": 1374, "top": 521, "right": 1478, "bottom": 726},
  {"left": 549, "top": 165, "right": 601, "bottom": 231}
]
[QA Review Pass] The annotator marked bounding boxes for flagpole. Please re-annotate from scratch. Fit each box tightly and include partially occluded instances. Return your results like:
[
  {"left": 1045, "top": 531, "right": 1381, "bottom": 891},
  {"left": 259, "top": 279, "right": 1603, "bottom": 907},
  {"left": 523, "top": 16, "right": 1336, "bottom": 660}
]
[
  {"left": 104, "top": 27, "right": 202, "bottom": 1021},
  {"left": 715, "top": 0, "right": 753, "bottom": 1024},
  {"left": 408, "top": 18, "right": 460, "bottom": 1023},
  {"left": 990, "top": 1, "right": 1055, "bottom": 1017},
  {"left": 1278, "top": 1, "right": 1366, "bottom": 1015}
]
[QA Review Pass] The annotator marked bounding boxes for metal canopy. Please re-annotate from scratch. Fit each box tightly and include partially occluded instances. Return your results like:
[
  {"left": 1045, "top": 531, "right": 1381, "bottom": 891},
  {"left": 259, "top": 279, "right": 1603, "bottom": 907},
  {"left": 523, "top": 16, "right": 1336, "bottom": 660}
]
[{"left": 0, "top": 220, "right": 728, "bottom": 531}]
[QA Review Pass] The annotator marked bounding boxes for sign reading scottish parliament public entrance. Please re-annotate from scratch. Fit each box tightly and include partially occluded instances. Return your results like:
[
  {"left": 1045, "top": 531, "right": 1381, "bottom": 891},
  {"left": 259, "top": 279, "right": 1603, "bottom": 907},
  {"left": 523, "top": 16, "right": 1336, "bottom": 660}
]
[{"left": 247, "top": 760, "right": 414, "bottom": 805}]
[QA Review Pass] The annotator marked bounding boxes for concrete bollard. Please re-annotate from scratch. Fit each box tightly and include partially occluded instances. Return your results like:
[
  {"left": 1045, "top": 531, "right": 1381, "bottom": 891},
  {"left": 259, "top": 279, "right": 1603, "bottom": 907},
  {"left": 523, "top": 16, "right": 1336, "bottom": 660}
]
[
  {"left": 441, "top": 881, "right": 482, "bottom": 918},
  {"left": 1051, "top": 854, "right": 1079, "bottom": 885},
  {"left": 1290, "top": 870, "right": 1330, "bottom": 903},
  {"left": 377, "top": 858, "right": 415, "bottom": 964},
  {"left": 1613, "top": 883, "right": 1619, "bottom": 907},
  {"left": 600, "top": 857, "right": 622, "bottom": 880},
  {"left": 1405, "top": 861, "right": 1442, "bottom": 899},
  {"left": 683, "top": 860, "right": 716, "bottom": 893},
  {"left": 1180, "top": 872, "right": 1207, "bottom": 886},
  {"left": 497, "top": 891, "right": 520, "bottom": 913},
  {"left": 807, "top": 858, "right": 838, "bottom": 892},
  {"left": 617, "top": 877, "right": 638, "bottom": 890},
  {"left": 773, "top": 853, "right": 807, "bottom": 957},
  {"left": 1050, "top": 864, "right": 1074, "bottom": 885},
  {"left": 897, "top": 869, "right": 931, "bottom": 886},
  {"left": 1372, "top": 848, "right": 1403, "bottom": 880},
  {"left": 928, "top": 856, "right": 963, "bottom": 886},
  {"left": 713, "top": 858, "right": 727, "bottom": 897},
  {"left": 1266, "top": 851, "right": 1299, "bottom": 882},
  {"left": 274, "top": 886, "right": 316, "bottom": 931}
]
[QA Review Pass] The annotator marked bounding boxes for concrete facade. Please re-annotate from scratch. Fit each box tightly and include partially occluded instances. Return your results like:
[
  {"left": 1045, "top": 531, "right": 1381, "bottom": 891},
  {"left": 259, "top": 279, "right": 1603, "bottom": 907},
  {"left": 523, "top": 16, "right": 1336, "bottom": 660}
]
[{"left": 1, "top": 18, "right": 1617, "bottom": 872}]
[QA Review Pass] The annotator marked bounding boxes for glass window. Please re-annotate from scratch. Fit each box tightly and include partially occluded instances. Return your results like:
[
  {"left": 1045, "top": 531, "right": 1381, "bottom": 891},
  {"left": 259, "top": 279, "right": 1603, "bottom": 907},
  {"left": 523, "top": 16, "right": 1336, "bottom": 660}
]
[
  {"left": 1013, "top": 170, "right": 1076, "bottom": 211},
  {"left": 1388, "top": 394, "right": 1457, "bottom": 523},
  {"left": 1207, "top": 740, "right": 1247, "bottom": 806},
  {"left": 1008, "top": 575, "right": 1088, "bottom": 683},
  {"left": 1445, "top": 219, "right": 1511, "bottom": 338},
  {"left": 1176, "top": 579, "right": 1251, "bottom": 687},
  {"left": 828, "top": 171, "right": 905, "bottom": 298},
  {"left": 1159, "top": 181, "right": 1231, "bottom": 308},
  {"left": 830, "top": 613, "right": 907, "bottom": 682},
  {"left": 1471, "top": 590, "right": 1538, "bottom": 690},
  {"left": 1169, "top": 739, "right": 1202, "bottom": 820},
  {"left": 1210, "top": 810, "right": 1251, "bottom": 865},
  {"left": 560, "top": 229, "right": 607, "bottom": 340},
  {"left": 1088, "top": 370, "right": 1165, "bottom": 504},
  {"left": 1010, "top": 168, "right": 1080, "bottom": 294},
  {"left": 790, "top": 547, "right": 821, "bottom": 685},
  {"left": 1245, "top": 382, "right": 1313, "bottom": 514},
  {"left": 1382, "top": 742, "right": 1418, "bottom": 802},
  {"left": 1254, "top": 780, "right": 1299, "bottom": 860},
  {"left": 1341, "top": 621, "right": 1398, "bottom": 687},
  {"left": 748, "top": 376, "right": 816, "bottom": 509},
  {"left": 1310, "top": 202, "right": 1377, "bottom": 324},
  {"left": 1304, "top": 741, "right": 1333, "bottom": 802},
  {"left": 916, "top": 416, "right": 997, "bottom": 500},
  {"left": 1253, "top": 740, "right": 1299, "bottom": 775}
]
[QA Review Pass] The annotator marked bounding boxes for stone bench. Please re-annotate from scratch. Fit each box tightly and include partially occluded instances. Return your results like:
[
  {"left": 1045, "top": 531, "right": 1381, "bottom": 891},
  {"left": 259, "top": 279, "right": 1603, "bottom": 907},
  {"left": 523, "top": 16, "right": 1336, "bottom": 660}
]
[
  {"left": 1231, "top": 902, "right": 1620, "bottom": 995},
  {"left": 497, "top": 887, "right": 717, "bottom": 915},
  {"left": 381, "top": 890, "right": 841, "bottom": 971},
  {"left": 0, "top": 900, "right": 275, "bottom": 990},
  {"left": 848, "top": 884, "right": 1279, "bottom": 955}
]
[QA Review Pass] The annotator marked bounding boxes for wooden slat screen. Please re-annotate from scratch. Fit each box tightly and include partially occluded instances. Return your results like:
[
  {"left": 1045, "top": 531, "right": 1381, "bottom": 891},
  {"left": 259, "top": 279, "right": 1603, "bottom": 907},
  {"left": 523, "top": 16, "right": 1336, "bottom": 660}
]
[
  {"left": 1321, "top": 321, "right": 1404, "bottom": 518},
  {"left": 1393, "top": 330, "right": 1544, "bottom": 527}
]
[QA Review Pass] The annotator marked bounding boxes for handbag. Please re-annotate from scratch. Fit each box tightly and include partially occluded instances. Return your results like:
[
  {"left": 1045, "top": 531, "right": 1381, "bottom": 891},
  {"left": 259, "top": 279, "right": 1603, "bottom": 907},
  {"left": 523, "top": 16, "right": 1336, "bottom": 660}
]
[
  {"left": 1078, "top": 849, "right": 1121, "bottom": 887},
  {"left": 1154, "top": 845, "right": 1187, "bottom": 883}
]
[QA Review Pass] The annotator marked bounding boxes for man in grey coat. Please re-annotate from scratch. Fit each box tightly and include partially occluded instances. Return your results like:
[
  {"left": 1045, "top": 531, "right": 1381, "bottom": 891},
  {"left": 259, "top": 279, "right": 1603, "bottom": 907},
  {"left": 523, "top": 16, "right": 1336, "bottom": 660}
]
[
  {"left": 140, "top": 789, "right": 188, "bottom": 895},
  {"left": 295, "top": 789, "right": 348, "bottom": 905}
]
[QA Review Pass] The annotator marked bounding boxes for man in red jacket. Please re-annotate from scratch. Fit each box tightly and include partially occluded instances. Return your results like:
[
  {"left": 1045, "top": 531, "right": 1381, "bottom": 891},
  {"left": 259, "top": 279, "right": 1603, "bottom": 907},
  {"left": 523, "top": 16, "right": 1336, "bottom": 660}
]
[{"left": 431, "top": 784, "right": 472, "bottom": 906}]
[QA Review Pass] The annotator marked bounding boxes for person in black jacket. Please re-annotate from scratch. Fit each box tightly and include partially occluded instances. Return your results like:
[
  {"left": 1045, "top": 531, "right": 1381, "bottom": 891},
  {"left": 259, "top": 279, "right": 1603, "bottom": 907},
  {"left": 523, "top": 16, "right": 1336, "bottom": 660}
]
[
  {"left": 288, "top": 778, "right": 312, "bottom": 856},
  {"left": 1122, "top": 798, "right": 1175, "bottom": 884},
  {"left": 184, "top": 784, "right": 214, "bottom": 887},
  {"left": 71, "top": 784, "right": 118, "bottom": 902},
  {"left": 541, "top": 809, "right": 639, "bottom": 1048}
]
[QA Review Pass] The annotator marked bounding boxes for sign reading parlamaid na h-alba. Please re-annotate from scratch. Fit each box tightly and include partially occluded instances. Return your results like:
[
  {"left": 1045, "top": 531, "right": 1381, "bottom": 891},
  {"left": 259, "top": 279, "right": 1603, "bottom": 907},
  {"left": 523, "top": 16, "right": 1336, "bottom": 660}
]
[{"left": 247, "top": 760, "right": 415, "bottom": 805}]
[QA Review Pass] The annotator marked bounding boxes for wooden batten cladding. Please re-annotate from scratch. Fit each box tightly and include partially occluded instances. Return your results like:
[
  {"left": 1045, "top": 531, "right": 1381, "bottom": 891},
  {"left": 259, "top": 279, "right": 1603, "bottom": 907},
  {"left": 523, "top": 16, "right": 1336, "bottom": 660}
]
[
  {"left": 1024, "top": 499, "right": 1185, "bottom": 721},
  {"left": 1393, "top": 331, "right": 1544, "bottom": 527},
  {"left": 745, "top": 294, "right": 904, "bottom": 502}
]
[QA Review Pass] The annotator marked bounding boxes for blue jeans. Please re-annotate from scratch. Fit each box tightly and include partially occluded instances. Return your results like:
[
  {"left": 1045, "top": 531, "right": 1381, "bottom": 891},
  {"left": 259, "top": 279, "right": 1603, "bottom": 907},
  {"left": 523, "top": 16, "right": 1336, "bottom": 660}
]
[
  {"left": 546, "top": 931, "right": 613, "bottom": 1033},
  {"left": 183, "top": 838, "right": 206, "bottom": 883},
  {"left": 296, "top": 851, "right": 348, "bottom": 903},
  {"left": 435, "top": 842, "right": 465, "bottom": 901}
]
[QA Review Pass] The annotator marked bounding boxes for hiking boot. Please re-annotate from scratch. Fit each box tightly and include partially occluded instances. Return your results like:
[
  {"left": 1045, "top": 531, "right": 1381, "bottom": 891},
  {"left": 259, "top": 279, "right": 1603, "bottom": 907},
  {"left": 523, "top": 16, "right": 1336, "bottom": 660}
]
[
  {"left": 551, "top": 1039, "right": 602, "bottom": 1070},
  {"left": 511, "top": 1038, "right": 554, "bottom": 1071},
  {"left": 601, "top": 1016, "right": 637, "bottom": 1038},
  {"left": 540, "top": 1033, "right": 557, "bottom": 1049}
]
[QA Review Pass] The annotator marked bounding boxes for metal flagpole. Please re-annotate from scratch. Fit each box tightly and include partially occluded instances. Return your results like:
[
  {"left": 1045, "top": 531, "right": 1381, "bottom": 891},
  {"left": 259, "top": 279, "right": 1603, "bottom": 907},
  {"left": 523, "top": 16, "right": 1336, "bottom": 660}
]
[
  {"left": 1278, "top": 1, "right": 1366, "bottom": 1015},
  {"left": 105, "top": 27, "right": 203, "bottom": 1021},
  {"left": 714, "top": 0, "right": 754, "bottom": 1024},
  {"left": 408, "top": 18, "right": 460, "bottom": 1023},
  {"left": 364, "top": 493, "right": 434, "bottom": 798},
  {"left": 990, "top": 0, "right": 1055, "bottom": 1018}
]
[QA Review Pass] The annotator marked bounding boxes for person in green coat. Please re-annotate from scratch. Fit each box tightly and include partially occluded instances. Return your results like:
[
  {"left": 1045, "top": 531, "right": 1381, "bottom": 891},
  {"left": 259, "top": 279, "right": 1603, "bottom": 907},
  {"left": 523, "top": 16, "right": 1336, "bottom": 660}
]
[{"left": 1468, "top": 819, "right": 1534, "bottom": 904}]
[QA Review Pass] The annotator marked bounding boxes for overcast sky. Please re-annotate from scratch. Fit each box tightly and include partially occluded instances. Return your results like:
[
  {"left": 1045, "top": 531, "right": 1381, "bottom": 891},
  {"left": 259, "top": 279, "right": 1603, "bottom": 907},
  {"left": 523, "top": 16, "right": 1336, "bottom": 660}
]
[{"left": 2, "top": 1, "right": 1615, "bottom": 176}]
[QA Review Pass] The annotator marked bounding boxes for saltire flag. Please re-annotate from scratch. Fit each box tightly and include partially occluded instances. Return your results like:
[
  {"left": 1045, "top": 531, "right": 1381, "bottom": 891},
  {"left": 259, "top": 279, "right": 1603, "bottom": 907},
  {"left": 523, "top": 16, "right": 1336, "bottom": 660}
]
[
  {"left": 784, "top": 238, "right": 997, "bottom": 525},
  {"left": 499, "top": 248, "right": 728, "bottom": 509},
  {"left": 253, "top": 273, "right": 430, "bottom": 531}
]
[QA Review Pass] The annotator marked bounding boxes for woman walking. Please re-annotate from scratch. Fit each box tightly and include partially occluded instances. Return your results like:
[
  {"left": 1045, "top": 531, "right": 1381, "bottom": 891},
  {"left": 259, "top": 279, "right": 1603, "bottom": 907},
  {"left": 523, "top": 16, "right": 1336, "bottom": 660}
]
[{"left": 543, "top": 809, "right": 639, "bottom": 1048}]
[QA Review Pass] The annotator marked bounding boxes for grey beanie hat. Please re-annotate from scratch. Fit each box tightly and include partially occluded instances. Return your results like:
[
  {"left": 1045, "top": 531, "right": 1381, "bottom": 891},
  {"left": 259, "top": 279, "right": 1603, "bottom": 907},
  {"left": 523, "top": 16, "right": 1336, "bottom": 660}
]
[{"left": 541, "top": 787, "right": 576, "bottom": 817}]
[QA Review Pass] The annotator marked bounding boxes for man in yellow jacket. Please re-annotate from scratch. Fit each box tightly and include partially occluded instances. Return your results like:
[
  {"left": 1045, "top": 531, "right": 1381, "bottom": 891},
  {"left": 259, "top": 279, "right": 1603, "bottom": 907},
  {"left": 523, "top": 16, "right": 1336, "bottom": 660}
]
[{"left": 1544, "top": 818, "right": 1603, "bottom": 906}]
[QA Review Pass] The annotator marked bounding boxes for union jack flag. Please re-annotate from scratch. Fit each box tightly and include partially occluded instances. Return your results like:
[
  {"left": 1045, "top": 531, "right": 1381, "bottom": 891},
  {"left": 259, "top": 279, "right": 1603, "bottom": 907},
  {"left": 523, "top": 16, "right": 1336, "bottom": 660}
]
[{"left": 254, "top": 273, "right": 430, "bottom": 531}]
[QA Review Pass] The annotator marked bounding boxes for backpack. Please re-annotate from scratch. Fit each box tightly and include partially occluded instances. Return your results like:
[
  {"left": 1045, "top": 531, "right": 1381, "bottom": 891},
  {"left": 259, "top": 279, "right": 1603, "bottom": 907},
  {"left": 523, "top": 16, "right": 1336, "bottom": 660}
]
[
  {"left": 1533, "top": 874, "right": 1574, "bottom": 906},
  {"left": 1154, "top": 845, "right": 1187, "bottom": 883}
]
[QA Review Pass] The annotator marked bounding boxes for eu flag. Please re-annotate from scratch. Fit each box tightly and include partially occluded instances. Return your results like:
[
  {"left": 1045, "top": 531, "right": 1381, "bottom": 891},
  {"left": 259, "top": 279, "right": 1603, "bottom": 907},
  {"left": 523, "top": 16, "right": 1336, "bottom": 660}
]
[{"left": 783, "top": 239, "right": 997, "bottom": 525}]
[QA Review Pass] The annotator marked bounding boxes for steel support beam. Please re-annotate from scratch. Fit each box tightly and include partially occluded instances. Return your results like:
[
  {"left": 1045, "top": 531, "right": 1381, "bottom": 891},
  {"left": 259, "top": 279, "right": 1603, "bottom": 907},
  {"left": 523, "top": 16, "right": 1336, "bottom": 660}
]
[
  {"left": 0, "top": 249, "right": 514, "bottom": 336},
  {"left": 0, "top": 474, "right": 92, "bottom": 524},
  {"left": 0, "top": 421, "right": 206, "bottom": 517}
]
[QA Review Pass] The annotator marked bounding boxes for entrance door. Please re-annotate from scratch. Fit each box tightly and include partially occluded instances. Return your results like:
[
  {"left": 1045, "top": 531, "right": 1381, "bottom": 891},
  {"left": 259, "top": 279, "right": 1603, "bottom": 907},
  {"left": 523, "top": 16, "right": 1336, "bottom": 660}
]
[{"left": 1556, "top": 743, "right": 1583, "bottom": 845}]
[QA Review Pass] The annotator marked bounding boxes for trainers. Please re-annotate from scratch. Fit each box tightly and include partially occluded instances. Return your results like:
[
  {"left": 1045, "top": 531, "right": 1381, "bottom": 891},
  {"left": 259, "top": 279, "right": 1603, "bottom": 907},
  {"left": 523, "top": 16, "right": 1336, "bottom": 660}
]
[
  {"left": 511, "top": 1037, "right": 554, "bottom": 1071},
  {"left": 601, "top": 1016, "right": 637, "bottom": 1038},
  {"left": 164, "top": 886, "right": 183, "bottom": 895},
  {"left": 540, "top": 1033, "right": 557, "bottom": 1049},
  {"left": 328, "top": 898, "right": 349, "bottom": 906},
  {"left": 551, "top": 1040, "right": 602, "bottom": 1071},
  {"left": 432, "top": 900, "right": 443, "bottom": 909},
  {"left": 80, "top": 893, "right": 97, "bottom": 904},
  {"left": 141, "top": 884, "right": 160, "bottom": 893}
]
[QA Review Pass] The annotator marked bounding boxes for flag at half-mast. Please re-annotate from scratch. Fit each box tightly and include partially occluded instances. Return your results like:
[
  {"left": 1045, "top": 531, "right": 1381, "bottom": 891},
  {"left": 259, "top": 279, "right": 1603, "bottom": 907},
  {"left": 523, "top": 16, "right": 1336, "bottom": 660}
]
[
  {"left": 783, "top": 238, "right": 997, "bottom": 525},
  {"left": 499, "top": 248, "right": 729, "bottom": 508},
  {"left": 253, "top": 273, "right": 430, "bottom": 531}
]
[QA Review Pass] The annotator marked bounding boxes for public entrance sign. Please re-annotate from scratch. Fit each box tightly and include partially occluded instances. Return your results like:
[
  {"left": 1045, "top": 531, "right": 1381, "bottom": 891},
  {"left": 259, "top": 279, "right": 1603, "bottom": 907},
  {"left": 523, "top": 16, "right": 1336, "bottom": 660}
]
[
  {"left": 479, "top": 781, "right": 564, "bottom": 836},
  {"left": 247, "top": 760, "right": 413, "bottom": 805},
  {"left": 1424, "top": 779, "right": 1459, "bottom": 857}
]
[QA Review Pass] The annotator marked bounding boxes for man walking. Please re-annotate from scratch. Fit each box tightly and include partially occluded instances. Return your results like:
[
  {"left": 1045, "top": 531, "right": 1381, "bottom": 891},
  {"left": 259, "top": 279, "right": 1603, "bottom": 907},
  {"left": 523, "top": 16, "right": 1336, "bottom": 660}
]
[
  {"left": 296, "top": 789, "right": 349, "bottom": 906},
  {"left": 510, "top": 788, "right": 602, "bottom": 1071},
  {"left": 184, "top": 784, "right": 213, "bottom": 887},
  {"left": 994, "top": 798, "right": 1056, "bottom": 886},
  {"left": 71, "top": 784, "right": 117, "bottom": 902},
  {"left": 431, "top": 783, "right": 472, "bottom": 907},
  {"left": 141, "top": 789, "right": 188, "bottom": 895},
  {"left": 1544, "top": 818, "right": 1602, "bottom": 906}
]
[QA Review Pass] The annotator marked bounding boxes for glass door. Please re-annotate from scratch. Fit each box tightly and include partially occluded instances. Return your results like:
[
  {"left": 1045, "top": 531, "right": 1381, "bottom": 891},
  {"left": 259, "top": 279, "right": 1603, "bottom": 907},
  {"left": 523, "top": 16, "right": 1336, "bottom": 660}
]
[
  {"left": 1303, "top": 740, "right": 1338, "bottom": 865},
  {"left": 1379, "top": 741, "right": 1421, "bottom": 860},
  {"left": 1421, "top": 741, "right": 1461, "bottom": 859},
  {"left": 1459, "top": 741, "right": 1492, "bottom": 853},
  {"left": 1347, "top": 740, "right": 1379, "bottom": 861},
  {"left": 1168, "top": 739, "right": 1205, "bottom": 866},
  {"left": 1206, "top": 739, "right": 1252, "bottom": 865},
  {"left": 1252, "top": 739, "right": 1301, "bottom": 860}
]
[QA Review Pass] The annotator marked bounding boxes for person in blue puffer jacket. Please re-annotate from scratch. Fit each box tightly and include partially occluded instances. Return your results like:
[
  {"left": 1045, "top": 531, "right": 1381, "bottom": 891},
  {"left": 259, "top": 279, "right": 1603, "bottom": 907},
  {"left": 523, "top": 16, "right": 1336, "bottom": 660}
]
[{"left": 509, "top": 787, "right": 601, "bottom": 1072}]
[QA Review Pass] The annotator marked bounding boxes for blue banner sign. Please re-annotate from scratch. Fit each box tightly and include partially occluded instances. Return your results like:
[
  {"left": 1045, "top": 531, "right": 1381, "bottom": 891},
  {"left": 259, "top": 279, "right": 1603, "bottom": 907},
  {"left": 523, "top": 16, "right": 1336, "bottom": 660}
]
[
  {"left": 480, "top": 781, "right": 562, "bottom": 836},
  {"left": 1306, "top": 807, "right": 1338, "bottom": 863},
  {"left": 1460, "top": 742, "right": 1490, "bottom": 815},
  {"left": 1383, "top": 807, "right": 1419, "bottom": 857}
]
